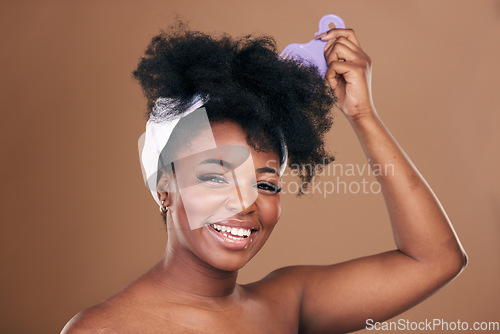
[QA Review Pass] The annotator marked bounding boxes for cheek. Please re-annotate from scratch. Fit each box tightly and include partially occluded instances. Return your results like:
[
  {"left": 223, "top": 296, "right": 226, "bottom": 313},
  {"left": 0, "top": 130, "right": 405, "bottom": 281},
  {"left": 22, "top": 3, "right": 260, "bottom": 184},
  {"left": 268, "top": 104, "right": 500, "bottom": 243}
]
[
  {"left": 174, "top": 187, "right": 228, "bottom": 229},
  {"left": 175, "top": 185, "right": 253, "bottom": 229},
  {"left": 257, "top": 195, "right": 281, "bottom": 228}
]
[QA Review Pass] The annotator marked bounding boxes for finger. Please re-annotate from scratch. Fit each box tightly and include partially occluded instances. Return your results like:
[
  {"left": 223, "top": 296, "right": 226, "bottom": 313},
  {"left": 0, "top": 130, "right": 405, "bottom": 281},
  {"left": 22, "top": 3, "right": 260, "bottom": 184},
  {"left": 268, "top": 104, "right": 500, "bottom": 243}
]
[
  {"left": 325, "top": 61, "right": 360, "bottom": 89},
  {"left": 327, "top": 60, "right": 357, "bottom": 75},
  {"left": 324, "top": 41, "right": 358, "bottom": 65},
  {"left": 324, "top": 37, "right": 370, "bottom": 65},
  {"left": 320, "top": 28, "right": 361, "bottom": 49},
  {"left": 325, "top": 36, "right": 361, "bottom": 54}
]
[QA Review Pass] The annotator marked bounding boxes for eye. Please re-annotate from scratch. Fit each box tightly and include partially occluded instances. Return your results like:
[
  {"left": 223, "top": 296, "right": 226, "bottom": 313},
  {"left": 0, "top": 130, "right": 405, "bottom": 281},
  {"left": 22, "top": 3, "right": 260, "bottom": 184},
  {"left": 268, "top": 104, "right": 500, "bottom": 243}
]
[
  {"left": 197, "top": 173, "right": 229, "bottom": 185},
  {"left": 255, "top": 181, "right": 282, "bottom": 194}
]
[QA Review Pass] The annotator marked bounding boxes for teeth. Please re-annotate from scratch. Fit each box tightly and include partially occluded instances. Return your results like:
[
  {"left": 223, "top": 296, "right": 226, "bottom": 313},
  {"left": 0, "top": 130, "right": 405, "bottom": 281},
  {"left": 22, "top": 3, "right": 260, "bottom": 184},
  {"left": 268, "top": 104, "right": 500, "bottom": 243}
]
[{"left": 211, "top": 224, "right": 253, "bottom": 238}]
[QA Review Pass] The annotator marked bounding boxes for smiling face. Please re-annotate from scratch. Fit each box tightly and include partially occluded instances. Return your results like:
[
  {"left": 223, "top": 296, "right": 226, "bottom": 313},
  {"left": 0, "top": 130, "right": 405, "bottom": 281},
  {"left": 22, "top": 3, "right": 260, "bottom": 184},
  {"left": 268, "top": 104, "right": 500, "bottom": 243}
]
[{"left": 159, "top": 120, "right": 282, "bottom": 272}]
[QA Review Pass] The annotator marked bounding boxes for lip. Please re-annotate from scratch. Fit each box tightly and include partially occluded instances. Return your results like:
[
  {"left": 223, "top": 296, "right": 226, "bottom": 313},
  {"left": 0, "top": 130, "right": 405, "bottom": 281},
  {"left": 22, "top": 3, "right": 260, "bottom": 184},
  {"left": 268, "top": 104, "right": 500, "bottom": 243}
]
[
  {"left": 205, "top": 219, "right": 259, "bottom": 250},
  {"left": 211, "top": 219, "right": 260, "bottom": 231}
]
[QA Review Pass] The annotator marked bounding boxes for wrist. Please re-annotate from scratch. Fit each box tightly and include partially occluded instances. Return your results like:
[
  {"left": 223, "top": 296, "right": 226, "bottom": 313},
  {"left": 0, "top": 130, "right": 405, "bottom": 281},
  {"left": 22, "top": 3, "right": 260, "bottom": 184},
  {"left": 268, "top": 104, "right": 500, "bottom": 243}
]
[{"left": 346, "top": 107, "right": 380, "bottom": 128}]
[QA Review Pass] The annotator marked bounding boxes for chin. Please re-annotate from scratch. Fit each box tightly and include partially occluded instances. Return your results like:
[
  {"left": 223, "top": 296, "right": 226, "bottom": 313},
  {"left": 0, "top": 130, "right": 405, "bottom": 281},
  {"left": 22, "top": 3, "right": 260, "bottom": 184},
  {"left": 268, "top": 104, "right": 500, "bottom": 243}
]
[{"left": 205, "top": 248, "right": 264, "bottom": 273}]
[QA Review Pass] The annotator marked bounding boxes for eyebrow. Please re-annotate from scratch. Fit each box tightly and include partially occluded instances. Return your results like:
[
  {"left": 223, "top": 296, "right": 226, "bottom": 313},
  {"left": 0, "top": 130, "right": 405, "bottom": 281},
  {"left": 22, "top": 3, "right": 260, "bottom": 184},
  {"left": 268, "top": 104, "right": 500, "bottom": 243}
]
[
  {"left": 200, "top": 158, "right": 234, "bottom": 169},
  {"left": 256, "top": 167, "right": 279, "bottom": 176},
  {"left": 200, "top": 159, "right": 279, "bottom": 176}
]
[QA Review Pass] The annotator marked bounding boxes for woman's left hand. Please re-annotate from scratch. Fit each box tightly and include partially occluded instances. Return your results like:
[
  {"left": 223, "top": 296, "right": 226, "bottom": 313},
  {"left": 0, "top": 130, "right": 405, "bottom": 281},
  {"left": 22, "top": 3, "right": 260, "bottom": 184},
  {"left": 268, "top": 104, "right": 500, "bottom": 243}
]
[{"left": 320, "top": 29, "right": 375, "bottom": 120}]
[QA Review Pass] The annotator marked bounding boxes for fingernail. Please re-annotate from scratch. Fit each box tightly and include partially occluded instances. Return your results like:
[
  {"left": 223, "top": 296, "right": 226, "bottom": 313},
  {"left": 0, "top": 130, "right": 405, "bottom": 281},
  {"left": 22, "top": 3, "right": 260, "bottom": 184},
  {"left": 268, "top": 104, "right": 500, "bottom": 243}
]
[{"left": 314, "top": 32, "right": 327, "bottom": 40}]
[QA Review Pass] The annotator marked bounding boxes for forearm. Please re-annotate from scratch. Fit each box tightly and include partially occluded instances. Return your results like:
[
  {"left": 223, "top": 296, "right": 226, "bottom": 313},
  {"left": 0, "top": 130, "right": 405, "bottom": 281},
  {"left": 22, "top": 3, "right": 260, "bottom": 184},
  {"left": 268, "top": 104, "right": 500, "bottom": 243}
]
[{"left": 349, "top": 109, "right": 466, "bottom": 271}]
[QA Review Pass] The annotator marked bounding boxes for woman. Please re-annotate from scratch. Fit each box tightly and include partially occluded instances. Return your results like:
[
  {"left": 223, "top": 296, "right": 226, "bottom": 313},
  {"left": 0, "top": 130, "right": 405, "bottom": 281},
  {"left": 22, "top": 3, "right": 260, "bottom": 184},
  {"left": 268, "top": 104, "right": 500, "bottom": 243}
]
[{"left": 62, "top": 23, "right": 467, "bottom": 333}]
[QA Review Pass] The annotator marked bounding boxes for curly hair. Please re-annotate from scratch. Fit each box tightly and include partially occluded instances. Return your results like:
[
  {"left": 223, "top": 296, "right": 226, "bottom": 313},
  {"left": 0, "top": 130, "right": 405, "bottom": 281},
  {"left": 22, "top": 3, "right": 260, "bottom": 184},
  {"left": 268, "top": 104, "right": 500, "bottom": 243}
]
[{"left": 133, "top": 22, "right": 335, "bottom": 193}]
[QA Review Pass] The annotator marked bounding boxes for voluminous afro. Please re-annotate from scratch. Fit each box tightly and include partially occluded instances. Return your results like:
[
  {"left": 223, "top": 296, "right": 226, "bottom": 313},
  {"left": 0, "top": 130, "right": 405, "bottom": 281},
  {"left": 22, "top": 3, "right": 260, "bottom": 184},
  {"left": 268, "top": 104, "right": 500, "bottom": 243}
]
[{"left": 133, "top": 22, "right": 335, "bottom": 192}]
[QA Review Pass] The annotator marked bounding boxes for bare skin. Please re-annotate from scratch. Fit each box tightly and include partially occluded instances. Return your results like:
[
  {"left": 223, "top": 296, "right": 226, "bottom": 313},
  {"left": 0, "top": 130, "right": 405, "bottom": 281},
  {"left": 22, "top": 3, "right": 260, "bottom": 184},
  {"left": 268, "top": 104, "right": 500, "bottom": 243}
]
[{"left": 62, "top": 28, "right": 467, "bottom": 334}]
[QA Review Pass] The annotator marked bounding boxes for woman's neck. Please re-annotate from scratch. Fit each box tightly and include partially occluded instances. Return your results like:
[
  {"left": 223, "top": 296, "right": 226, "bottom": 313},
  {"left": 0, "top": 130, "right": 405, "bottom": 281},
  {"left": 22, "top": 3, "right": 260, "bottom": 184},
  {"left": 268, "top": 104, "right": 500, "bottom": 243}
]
[{"left": 143, "top": 239, "right": 241, "bottom": 306}]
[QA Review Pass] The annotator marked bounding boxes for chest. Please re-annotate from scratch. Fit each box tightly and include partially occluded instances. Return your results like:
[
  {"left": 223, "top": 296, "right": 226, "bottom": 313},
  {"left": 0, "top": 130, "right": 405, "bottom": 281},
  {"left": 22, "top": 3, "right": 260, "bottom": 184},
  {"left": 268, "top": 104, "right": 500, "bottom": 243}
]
[{"left": 128, "top": 298, "right": 298, "bottom": 334}]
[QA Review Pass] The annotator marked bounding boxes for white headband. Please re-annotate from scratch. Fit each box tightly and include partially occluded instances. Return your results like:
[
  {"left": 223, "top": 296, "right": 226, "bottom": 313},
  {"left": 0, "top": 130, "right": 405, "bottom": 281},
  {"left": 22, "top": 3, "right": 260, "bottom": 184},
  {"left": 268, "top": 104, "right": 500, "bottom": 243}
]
[{"left": 138, "top": 95, "right": 288, "bottom": 206}]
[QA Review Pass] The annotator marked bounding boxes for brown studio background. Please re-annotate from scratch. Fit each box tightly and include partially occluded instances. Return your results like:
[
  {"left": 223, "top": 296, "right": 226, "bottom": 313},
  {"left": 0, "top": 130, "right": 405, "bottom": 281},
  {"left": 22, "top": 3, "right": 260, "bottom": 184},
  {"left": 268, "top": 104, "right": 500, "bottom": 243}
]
[{"left": 0, "top": 0, "right": 499, "bottom": 333}]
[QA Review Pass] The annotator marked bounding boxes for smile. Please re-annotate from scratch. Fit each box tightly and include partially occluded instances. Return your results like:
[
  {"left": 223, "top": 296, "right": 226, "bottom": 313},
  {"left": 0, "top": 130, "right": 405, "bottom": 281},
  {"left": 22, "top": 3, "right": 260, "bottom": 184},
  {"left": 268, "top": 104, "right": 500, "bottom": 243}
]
[
  {"left": 205, "top": 220, "right": 259, "bottom": 250},
  {"left": 211, "top": 224, "right": 252, "bottom": 238}
]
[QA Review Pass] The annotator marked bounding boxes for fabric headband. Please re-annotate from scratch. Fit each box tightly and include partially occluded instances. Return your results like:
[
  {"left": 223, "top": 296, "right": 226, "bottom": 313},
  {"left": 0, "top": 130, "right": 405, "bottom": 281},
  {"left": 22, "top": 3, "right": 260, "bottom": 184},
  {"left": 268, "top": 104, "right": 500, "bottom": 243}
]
[{"left": 138, "top": 95, "right": 288, "bottom": 206}]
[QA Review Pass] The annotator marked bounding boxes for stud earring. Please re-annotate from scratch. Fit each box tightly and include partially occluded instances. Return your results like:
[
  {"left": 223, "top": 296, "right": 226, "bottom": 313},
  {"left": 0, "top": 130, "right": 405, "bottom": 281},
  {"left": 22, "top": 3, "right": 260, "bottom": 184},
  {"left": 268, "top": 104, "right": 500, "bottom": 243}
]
[{"left": 159, "top": 200, "right": 168, "bottom": 213}]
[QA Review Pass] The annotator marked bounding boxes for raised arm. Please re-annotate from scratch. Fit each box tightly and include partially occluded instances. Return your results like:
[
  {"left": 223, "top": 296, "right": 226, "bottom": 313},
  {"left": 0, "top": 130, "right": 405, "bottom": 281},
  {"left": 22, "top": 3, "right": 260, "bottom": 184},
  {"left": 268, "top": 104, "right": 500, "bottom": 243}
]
[{"left": 291, "top": 28, "right": 467, "bottom": 333}]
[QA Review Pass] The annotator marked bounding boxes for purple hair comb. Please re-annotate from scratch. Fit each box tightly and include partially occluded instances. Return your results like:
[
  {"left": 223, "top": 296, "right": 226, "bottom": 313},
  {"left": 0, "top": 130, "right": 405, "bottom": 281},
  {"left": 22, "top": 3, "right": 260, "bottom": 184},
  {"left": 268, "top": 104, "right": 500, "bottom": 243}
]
[{"left": 280, "top": 14, "right": 345, "bottom": 77}]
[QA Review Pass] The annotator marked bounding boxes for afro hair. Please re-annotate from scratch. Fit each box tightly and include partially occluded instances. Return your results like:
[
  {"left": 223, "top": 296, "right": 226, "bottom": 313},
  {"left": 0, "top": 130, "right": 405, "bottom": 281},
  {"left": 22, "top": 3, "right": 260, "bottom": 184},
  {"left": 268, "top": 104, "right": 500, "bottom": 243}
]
[{"left": 133, "top": 21, "right": 335, "bottom": 193}]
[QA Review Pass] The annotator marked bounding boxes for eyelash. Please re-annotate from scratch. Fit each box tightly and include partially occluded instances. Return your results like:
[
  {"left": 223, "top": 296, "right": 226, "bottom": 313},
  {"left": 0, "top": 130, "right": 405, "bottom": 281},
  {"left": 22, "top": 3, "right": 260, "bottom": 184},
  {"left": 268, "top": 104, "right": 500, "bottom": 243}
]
[
  {"left": 196, "top": 174, "right": 281, "bottom": 194},
  {"left": 197, "top": 174, "right": 229, "bottom": 184},
  {"left": 256, "top": 182, "right": 282, "bottom": 194}
]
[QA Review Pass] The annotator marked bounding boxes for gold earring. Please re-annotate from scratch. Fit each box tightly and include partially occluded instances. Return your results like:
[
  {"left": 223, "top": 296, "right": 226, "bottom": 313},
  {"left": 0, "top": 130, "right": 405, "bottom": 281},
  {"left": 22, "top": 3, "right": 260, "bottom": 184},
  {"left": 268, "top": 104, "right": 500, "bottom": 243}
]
[{"left": 159, "top": 200, "right": 168, "bottom": 213}]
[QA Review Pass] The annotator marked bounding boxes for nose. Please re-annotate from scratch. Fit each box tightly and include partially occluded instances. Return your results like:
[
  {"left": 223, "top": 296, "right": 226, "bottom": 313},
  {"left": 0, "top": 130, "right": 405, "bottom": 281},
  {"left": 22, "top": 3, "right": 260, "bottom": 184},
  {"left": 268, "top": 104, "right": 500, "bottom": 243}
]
[
  {"left": 224, "top": 170, "right": 258, "bottom": 214},
  {"left": 224, "top": 189, "right": 257, "bottom": 215},
  {"left": 237, "top": 198, "right": 257, "bottom": 216}
]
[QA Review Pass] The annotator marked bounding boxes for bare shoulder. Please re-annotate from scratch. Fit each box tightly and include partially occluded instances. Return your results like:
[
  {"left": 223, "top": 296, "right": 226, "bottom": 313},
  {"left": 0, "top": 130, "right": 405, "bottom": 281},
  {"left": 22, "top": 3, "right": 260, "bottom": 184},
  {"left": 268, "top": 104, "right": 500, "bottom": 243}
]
[
  {"left": 244, "top": 265, "right": 313, "bottom": 305},
  {"left": 60, "top": 283, "right": 148, "bottom": 333},
  {"left": 61, "top": 300, "right": 119, "bottom": 333},
  {"left": 251, "top": 264, "right": 324, "bottom": 287},
  {"left": 60, "top": 276, "right": 187, "bottom": 333}
]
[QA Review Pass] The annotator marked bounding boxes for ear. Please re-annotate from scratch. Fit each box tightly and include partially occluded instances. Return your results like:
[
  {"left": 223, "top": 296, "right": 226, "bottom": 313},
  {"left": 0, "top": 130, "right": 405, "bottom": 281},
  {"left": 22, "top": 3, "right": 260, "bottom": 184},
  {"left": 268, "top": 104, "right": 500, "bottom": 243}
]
[{"left": 156, "top": 170, "right": 174, "bottom": 207}]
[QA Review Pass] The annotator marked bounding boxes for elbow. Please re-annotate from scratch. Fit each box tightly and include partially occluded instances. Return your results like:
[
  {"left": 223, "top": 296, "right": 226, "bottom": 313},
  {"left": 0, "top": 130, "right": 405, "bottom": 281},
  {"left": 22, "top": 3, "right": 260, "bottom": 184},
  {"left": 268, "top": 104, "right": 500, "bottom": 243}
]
[
  {"left": 422, "top": 237, "right": 468, "bottom": 283},
  {"left": 441, "top": 244, "right": 468, "bottom": 281},
  {"left": 459, "top": 249, "right": 468, "bottom": 269},
  {"left": 455, "top": 248, "right": 468, "bottom": 275}
]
